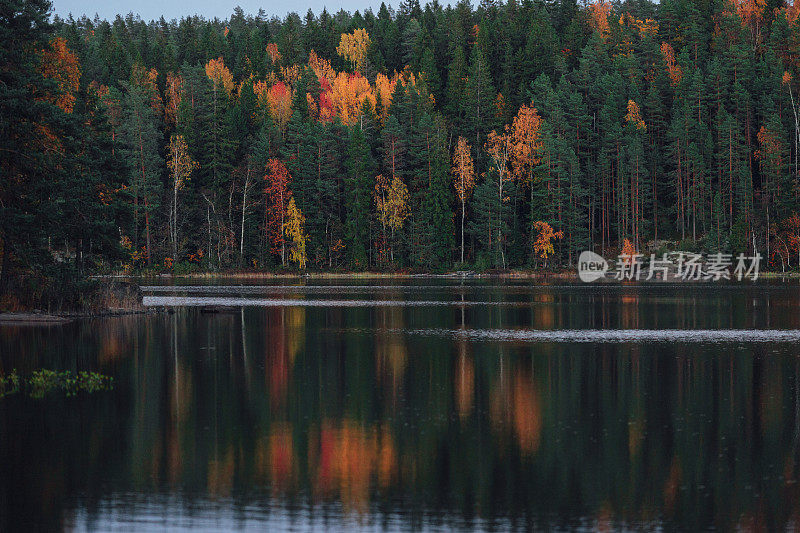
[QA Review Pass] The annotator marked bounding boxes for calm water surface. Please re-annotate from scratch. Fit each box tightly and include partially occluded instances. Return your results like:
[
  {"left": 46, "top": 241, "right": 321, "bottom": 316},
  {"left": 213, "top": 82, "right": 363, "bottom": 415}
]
[{"left": 3, "top": 279, "right": 800, "bottom": 531}]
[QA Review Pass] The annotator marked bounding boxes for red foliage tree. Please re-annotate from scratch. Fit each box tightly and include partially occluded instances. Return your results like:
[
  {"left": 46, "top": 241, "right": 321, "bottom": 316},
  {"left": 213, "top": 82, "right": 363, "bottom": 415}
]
[{"left": 264, "top": 159, "right": 293, "bottom": 265}]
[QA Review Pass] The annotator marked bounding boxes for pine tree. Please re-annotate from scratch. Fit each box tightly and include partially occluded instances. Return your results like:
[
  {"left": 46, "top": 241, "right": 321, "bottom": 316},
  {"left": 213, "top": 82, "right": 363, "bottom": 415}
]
[
  {"left": 344, "top": 125, "right": 376, "bottom": 268},
  {"left": 464, "top": 40, "right": 497, "bottom": 166},
  {"left": 119, "top": 82, "right": 163, "bottom": 266},
  {"left": 445, "top": 45, "right": 467, "bottom": 131},
  {"left": 413, "top": 115, "right": 454, "bottom": 268}
]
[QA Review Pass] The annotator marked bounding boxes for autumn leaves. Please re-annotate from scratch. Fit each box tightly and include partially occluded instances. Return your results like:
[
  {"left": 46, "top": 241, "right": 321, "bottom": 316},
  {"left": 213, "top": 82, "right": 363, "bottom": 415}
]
[
  {"left": 452, "top": 104, "right": 558, "bottom": 267},
  {"left": 264, "top": 159, "right": 306, "bottom": 269}
]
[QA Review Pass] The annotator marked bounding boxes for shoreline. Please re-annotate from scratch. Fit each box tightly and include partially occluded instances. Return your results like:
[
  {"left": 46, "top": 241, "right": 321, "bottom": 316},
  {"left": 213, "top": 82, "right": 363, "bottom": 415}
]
[
  {"left": 94, "top": 270, "right": 581, "bottom": 280},
  {"left": 95, "top": 269, "right": 800, "bottom": 281},
  {"left": 5, "top": 270, "right": 799, "bottom": 325}
]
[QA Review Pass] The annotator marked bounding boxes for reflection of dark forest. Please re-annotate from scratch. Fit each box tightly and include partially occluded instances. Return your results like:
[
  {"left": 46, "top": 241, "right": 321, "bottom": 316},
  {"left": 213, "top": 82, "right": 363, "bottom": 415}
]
[{"left": 3, "top": 283, "right": 800, "bottom": 529}]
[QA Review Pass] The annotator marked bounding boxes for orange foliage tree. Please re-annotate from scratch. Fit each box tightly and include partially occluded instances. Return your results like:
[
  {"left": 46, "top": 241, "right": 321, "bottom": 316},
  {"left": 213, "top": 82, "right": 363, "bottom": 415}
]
[
  {"left": 330, "top": 73, "right": 375, "bottom": 125},
  {"left": 510, "top": 104, "right": 543, "bottom": 184},
  {"left": 531, "top": 221, "right": 564, "bottom": 266},
  {"left": 40, "top": 37, "right": 80, "bottom": 113},
  {"left": 588, "top": 0, "right": 612, "bottom": 37},
  {"left": 624, "top": 100, "right": 647, "bottom": 131},
  {"left": 267, "top": 82, "right": 293, "bottom": 131},
  {"left": 373, "top": 73, "right": 397, "bottom": 120},
  {"left": 452, "top": 136, "right": 476, "bottom": 263},
  {"left": 266, "top": 42, "right": 282, "bottom": 65},
  {"left": 734, "top": 0, "right": 767, "bottom": 44},
  {"left": 660, "top": 42, "right": 683, "bottom": 87},
  {"left": 164, "top": 72, "right": 183, "bottom": 126},
  {"left": 308, "top": 50, "right": 336, "bottom": 87},
  {"left": 205, "top": 57, "right": 234, "bottom": 97},
  {"left": 130, "top": 63, "right": 163, "bottom": 114},
  {"left": 774, "top": 214, "right": 800, "bottom": 268}
]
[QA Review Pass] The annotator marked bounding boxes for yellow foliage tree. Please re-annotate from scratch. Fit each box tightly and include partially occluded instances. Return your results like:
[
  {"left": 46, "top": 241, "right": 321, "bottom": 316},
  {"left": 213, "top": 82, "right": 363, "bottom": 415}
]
[
  {"left": 166, "top": 134, "right": 199, "bottom": 259},
  {"left": 283, "top": 198, "right": 307, "bottom": 269},
  {"left": 452, "top": 136, "right": 475, "bottom": 263},
  {"left": 486, "top": 126, "right": 515, "bottom": 267},
  {"left": 337, "top": 28, "right": 371, "bottom": 73},
  {"left": 374, "top": 173, "right": 410, "bottom": 263}
]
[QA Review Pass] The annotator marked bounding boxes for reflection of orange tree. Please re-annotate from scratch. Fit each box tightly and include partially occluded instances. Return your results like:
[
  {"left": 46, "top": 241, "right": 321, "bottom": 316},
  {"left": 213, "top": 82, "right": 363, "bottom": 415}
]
[
  {"left": 308, "top": 421, "right": 397, "bottom": 515},
  {"left": 167, "top": 359, "right": 192, "bottom": 486},
  {"left": 490, "top": 368, "right": 542, "bottom": 456},
  {"left": 533, "top": 292, "right": 555, "bottom": 329},
  {"left": 620, "top": 293, "right": 640, "bottom": 329},
  {"left": 96, "top": 315, "right": 138, "bottom": 363},
  {"left": 455, "top": 349, "right": 474, "bottom": 420}
]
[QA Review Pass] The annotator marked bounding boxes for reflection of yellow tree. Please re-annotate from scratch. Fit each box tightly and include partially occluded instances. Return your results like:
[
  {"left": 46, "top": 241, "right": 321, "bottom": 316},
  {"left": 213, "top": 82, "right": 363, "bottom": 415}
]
[
  {"left": 375, "top": 305, "right": 407, "bottom": 397},
  {"left": 285, "top": 306, "right": 305, "bottom": 362},
  {"left": 207, "top": 446, "right": 235, "bottom": 497},
  {"left": 167, "top": 345, "right": 192, "bottom": 486},
  {"left": 663, "top": 456, "right": 681, "bottom": 514}
]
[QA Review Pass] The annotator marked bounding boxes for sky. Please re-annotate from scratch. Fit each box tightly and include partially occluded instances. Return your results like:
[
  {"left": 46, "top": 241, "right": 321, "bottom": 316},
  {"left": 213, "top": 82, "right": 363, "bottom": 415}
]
[{"left": 52, "top": 0, "right": 390, "bottom": 22}]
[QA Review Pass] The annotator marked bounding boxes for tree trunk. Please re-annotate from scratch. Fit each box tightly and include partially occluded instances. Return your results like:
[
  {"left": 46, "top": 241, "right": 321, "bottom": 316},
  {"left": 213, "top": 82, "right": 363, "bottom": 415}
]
[{"left": 240, "top": 165, "right": 251, "bottom": 267}]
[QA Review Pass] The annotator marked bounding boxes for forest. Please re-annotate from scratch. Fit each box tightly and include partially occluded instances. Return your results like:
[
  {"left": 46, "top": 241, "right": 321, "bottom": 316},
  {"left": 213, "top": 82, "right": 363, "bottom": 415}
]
[{"left": 3, "top": 0, "right": 800, "bottom": 290}]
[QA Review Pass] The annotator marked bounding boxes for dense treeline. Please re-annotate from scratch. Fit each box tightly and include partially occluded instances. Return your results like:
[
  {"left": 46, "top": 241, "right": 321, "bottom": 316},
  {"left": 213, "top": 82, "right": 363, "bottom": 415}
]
[{"left": 3, "top": 0, "right": 800, "bottom": 285}]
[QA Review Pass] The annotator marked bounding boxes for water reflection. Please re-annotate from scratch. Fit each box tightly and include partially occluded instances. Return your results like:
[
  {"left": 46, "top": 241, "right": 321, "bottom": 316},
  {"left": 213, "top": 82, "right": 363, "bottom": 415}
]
[{"left": 2, "top": 281, "right": 800, "bottom": 530}]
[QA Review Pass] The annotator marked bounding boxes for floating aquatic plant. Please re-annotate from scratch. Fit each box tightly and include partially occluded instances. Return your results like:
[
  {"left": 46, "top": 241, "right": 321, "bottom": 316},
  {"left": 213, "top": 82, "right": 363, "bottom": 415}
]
[{"left": 0, "top": 370, "right": 113, "bottom": 399}]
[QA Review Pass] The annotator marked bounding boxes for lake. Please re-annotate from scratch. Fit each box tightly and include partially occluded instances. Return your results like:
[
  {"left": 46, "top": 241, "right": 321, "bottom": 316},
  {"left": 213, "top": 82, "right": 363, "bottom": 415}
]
[{"left": 3, "top": 279, "right": 800, "bottom": 531}]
